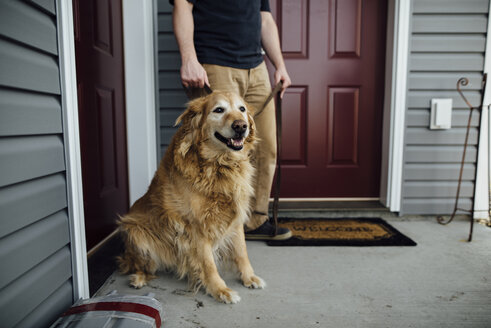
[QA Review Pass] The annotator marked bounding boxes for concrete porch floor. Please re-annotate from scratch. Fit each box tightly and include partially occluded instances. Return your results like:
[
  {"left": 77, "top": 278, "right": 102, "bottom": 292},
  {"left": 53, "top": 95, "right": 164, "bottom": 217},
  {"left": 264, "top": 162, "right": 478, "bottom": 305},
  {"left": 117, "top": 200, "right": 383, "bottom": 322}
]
[{"left": 96, "top": 215, "right": 491, "bottom": 328}]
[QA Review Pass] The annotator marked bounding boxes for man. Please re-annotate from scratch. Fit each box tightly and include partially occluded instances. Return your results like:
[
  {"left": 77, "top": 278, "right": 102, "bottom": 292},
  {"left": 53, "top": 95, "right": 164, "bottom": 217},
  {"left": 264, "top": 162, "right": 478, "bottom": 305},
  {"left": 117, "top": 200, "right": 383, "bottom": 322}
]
[{"left": 172, "top": 0, "right": 292, "bottom": 240}]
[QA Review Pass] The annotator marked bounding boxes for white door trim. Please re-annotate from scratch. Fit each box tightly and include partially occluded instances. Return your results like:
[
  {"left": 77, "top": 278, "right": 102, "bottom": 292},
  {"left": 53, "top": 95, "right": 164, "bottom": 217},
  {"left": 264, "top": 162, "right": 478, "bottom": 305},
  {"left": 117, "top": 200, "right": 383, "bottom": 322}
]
[
  {"left": 56, "top": 0, "right": 90, "bottom": 301},
  {"left": 474, "top": 0, "right": 491, "bottom": 220},
  {"left": 379, "top": 0, "right": 411, "bottom": 212},
  {"left": 122, "top": 0, "right": 158, "bottom": 205}
]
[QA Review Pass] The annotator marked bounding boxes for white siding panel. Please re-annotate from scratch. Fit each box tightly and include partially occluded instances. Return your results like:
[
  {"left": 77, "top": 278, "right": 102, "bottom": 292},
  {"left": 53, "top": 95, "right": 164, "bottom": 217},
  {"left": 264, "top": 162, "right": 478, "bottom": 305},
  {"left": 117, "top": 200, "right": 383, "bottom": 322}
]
[
  {"left": 160, "top": 109, "right": 182, "bottom": 126},
  {"left": 404, "top": 181, "right": 475, "bottom": 198},
  {"left": 159, "top": 90, "right": 188, "bottom": 109},
  {"left": 0, "top": 247, "right": 72, "bottom": 328},
  {"left": 405, "top": 127, "right": 479, "bottom": 145},
  {"left": 402, "top": 198, "right": 473, "bottom": 215},
  {"left": 405, "top": 145, "right": 477, "bottom": 163},
  {"left": 410, "top": 53, "right": 484, "bottom": 72},
  {"left": 412, "top": 15, "right": 487, "bottom": 33},
  {"left": 14, "top": 280, "right": 73, "bottom": 328},
  {"left": 0, "top": 89, "right": 62, "bottom": 136},
  {"left": 0, "top": 1, "right": 58, "bottom": 55},
  {"left": 413, "top": 0, "right": 489, "bottom": 14},
  {"left": 409, "top": 73, "right": 484, "bottom": 91},
  {"left": 158, "top": 52, "right": 181, "bottom": 71},
  {"left": 0, "top": 135, "right": 65, "bottom": 187},
  {"left": 158, "top": 0, "right": 172, "bottom": 13},
  {"left": 0, "top": 174, "right": 67, "bottom": 239},
  {"left": 27, "top": 0, "right": 56, "bottom": 15},
  {"left": 158, "top": 14, "right": 173, "bottom": 33},
  {"left": 400, "top": 0, "right": 488, "bottom": 215},
  {"left": 159, "top": 71, "right": 182, "bottom": 89},
  {"left": 406, "top": 109, "right": 480, "bottom": 127},
  {"left": 407, "top": 90, "right": 482, "bottom": 108},
  {"left": 0, "top": 1, "right": 73, "bottom": 325},
  {"left": 0, "top": 39, "right": 60, "bottom": 94},
  {"left": 0, "top": 210, "right": 69, "bottom": 290},
  {"left": 157, "top": 0, "right": 187, "bottom": 158},
  {"left": 412, "top": 35, "right": 486, "bottom": 53},
  {"left": 404, "top": 163, "right": 476, "bottom": 180},
  {"left": 158, "top": 33, "right": 179, "bottom": 52}
]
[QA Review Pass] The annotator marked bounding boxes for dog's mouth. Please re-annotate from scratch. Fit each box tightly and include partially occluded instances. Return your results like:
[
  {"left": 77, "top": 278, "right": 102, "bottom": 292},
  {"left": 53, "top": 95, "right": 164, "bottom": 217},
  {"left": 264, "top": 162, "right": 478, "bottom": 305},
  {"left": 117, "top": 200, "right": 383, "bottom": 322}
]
[{"left": 214, "top": 132, "right": 245, "bottom": 151}]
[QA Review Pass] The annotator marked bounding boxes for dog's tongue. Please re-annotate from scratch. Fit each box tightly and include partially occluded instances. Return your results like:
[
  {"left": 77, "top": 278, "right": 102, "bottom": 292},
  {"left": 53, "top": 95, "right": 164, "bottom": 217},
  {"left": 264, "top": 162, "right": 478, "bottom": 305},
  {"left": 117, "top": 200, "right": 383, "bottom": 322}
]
[{"left": 228, "top": 138, "right": 244, "bottom": 148}]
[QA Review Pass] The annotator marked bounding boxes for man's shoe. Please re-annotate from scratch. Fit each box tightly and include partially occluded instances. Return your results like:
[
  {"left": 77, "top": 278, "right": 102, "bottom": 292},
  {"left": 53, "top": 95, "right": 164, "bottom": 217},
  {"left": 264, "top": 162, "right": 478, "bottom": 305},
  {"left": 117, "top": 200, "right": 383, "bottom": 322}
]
[{"left": 245, "top": 220, "right": 292, "bottom": 241}]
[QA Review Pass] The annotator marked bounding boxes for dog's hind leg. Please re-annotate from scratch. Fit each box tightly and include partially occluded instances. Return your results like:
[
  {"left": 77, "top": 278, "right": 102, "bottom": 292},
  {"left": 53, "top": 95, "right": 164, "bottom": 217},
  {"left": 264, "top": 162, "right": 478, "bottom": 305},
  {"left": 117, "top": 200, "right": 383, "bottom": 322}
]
[
  {"left": 118, "top": 247, "right": 158, "bottom": 288},
  {"left": 117, "top": 228, "right": 159, "bottom": 288}
]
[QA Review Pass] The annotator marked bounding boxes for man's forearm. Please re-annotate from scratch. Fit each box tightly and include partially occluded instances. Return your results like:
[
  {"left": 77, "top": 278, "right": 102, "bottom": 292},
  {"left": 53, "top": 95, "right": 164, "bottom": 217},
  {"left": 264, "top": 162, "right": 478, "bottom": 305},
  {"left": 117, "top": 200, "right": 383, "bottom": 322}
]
[
  {"left": 261, "top": 11, "right": 291, "bottom": 96},
  {"left": 173, "top": 0, "right": 197, "bottom": 62},
  {"left": 260, "top": 12, "right": 286, "bottom": 70}
]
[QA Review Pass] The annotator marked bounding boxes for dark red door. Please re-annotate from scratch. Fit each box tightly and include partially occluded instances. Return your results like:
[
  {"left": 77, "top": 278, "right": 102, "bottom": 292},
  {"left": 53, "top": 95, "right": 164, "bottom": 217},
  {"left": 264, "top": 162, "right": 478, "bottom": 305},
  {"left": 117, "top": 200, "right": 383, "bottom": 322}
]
[
  {"left": 270, "top": 0, "right": 387, "bottom": 197},
  {"left": 73, "top": 0, "right": 129, "bottom": 250}
]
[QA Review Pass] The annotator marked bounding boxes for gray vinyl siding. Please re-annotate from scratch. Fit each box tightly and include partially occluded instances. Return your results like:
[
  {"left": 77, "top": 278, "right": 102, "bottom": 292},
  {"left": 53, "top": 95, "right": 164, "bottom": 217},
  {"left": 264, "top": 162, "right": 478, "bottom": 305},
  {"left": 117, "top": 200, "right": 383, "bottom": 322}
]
[
  {"left": 157, "top": 0, "right": 186, "bottom": 159},
  {"left": 0, "top": 0, "right": 73, "bottom": 327},
  {"left": 400, "top": 0, "right": 489, "bottom": 215}
]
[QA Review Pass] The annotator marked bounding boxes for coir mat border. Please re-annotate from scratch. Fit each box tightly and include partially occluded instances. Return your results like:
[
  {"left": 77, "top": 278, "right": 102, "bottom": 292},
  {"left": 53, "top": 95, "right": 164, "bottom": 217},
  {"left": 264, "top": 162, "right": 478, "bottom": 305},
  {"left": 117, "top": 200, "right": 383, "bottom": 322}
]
[{"left": 266, "top": 218, "right": 417, "bottom": 247}]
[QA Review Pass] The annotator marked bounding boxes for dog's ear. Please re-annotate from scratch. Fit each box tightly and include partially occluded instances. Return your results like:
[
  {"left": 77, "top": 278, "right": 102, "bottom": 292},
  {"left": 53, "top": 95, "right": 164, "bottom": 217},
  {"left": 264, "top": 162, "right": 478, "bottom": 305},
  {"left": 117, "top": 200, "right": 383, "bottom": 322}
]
[
  {"left": 175, "top": 96, "right": 207, "bottom": 157},
  {"left": 246, "top": 104, "right": 257, "bottom": 143},
  {"left": 174, "top": 96, "right": 207, "bottom": 128}
]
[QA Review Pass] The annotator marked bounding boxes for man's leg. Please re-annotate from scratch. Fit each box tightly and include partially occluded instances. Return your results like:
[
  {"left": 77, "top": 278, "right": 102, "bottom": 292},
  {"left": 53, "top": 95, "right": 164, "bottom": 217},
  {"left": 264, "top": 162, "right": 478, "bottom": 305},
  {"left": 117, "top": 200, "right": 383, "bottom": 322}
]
[
  {"left": 243, "top": 62, "right": 291, "bottom": 240},
  {"left": 201, "top": 63, "right": 290, "bottom": 240},
  {"left": 202, "top": 64, "right": 248, "bottom": 96}
]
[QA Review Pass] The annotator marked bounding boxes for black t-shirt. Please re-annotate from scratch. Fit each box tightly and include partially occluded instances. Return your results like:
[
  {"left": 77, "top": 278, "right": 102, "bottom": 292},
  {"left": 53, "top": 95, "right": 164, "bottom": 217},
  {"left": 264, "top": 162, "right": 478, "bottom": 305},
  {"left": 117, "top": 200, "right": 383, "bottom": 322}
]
[{"left": 171, "top": 0, "right": 271, "bottom": 69}]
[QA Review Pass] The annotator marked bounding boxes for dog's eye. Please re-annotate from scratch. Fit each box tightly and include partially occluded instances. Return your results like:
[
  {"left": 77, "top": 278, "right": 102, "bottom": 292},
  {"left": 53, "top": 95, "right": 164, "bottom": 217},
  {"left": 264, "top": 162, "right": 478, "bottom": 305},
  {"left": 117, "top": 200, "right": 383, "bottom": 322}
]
[
  {"left": 213, "top": 107, "right": 224, "bottom": 113},
  {"left": 239, "top": 106, "right": 246, "bottom": 112}
]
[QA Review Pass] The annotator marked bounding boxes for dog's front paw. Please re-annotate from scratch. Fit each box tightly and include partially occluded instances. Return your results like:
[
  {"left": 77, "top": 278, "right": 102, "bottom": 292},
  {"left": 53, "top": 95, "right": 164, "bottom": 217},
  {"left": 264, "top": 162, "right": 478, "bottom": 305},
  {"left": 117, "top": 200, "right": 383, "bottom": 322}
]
[
  {"left": 242, "top": 275, "right": 266, "bottom": 289},
  {"left": 213, "top": 287, "right": 241, "bottom": 304}
]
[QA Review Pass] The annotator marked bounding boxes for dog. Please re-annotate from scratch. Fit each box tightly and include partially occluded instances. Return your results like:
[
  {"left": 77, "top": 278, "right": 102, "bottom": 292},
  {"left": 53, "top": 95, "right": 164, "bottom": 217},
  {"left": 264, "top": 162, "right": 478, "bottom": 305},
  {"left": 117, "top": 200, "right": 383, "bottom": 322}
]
[{"left": 117, "top": 91, "right": 265, "bottom": 304}]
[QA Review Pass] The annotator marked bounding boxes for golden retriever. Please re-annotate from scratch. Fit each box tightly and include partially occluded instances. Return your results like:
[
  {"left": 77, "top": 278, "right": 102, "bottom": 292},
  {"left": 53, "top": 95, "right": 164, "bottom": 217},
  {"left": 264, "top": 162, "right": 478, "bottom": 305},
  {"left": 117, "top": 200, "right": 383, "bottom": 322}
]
[{"left": 117, "top": 91, "right": 265, "bottom": 304}]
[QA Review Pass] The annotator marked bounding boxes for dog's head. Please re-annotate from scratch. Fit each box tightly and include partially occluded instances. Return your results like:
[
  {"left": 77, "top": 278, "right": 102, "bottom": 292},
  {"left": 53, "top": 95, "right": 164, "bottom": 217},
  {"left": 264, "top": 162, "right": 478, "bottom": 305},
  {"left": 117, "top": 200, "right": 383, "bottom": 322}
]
[{"left": 175, "top": 91, "right": 256, "bottom": 158}]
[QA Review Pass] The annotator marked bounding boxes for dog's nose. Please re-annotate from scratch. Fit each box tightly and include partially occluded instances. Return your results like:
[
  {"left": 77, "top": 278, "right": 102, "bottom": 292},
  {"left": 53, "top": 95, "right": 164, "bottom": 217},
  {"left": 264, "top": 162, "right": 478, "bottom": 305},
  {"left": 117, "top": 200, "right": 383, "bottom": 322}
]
[{"left": 232, "top": 120, "right": 248, "bottom": 135}]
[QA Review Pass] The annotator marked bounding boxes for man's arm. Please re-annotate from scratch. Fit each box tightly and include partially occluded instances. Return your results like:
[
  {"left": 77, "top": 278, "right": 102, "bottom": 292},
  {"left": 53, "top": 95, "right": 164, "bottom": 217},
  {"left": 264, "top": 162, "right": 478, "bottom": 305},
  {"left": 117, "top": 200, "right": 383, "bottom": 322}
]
[
  {"left": 173, "top": 0, "right": 209, "bottom": 88},
  {"left": 261, "top": 11, "right": 291, "bottom": 98}
]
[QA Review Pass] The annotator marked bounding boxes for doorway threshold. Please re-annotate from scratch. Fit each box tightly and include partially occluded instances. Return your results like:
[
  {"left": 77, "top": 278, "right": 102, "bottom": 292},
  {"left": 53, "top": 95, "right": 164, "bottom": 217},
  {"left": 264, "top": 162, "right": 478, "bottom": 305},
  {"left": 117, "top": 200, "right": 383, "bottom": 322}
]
[{"left": 269, "top": 198, "right": 387, "bottom": 212}]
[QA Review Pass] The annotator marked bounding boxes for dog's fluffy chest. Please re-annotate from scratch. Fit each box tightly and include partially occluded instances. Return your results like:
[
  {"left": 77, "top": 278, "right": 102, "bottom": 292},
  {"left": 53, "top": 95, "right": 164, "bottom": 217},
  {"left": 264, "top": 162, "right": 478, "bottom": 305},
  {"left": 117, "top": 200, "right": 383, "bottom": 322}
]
[
  {"left": 166, "top": 157, "right": 254, "bottom": 240},
  {"left": 192, "top": 161, "right": 253, "bottom": 223}
]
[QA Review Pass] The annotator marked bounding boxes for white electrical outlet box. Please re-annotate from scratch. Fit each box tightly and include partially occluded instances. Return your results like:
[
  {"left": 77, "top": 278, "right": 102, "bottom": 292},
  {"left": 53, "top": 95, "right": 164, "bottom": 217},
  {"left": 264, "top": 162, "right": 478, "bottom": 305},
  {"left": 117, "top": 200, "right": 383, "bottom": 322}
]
[{"left": 430, "top": 98, "right": 452, "bottom": 130}]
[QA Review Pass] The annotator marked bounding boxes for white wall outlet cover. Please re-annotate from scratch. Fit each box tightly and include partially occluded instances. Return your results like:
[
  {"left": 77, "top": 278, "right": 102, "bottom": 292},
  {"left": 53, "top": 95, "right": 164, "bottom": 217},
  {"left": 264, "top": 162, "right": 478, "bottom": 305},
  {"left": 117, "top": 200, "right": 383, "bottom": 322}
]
[{"left": 430, "top": 98, "right": 452, "bottom": 130}]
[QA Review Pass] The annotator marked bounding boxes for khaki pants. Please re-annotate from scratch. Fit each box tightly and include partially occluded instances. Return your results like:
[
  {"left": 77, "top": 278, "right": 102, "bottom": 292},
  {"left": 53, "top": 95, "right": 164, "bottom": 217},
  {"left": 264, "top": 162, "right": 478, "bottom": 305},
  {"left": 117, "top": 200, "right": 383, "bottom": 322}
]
[{"left": 196, "top": 62, "right": 276, "bottom": 230}]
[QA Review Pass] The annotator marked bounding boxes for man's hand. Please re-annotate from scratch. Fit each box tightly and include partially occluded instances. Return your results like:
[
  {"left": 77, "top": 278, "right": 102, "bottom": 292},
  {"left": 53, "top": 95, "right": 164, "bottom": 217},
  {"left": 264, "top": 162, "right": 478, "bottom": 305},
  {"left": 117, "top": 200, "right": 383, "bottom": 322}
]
[
  {"left": 173, "top": 0, "right": 210, "bottom": 89},
  {"left": 181, "top": 58, "right": 209, "bottom": 89},
  {"left": 274, "top": 66, "right": 292, "bottom": 98}
]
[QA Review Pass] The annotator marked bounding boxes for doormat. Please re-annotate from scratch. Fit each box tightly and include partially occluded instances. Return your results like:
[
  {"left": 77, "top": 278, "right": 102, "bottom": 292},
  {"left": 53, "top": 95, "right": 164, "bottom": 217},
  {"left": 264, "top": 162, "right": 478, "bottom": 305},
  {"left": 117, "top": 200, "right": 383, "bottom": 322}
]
[{"left": 267, "top": 218, "right": 417, "bottom": 246}]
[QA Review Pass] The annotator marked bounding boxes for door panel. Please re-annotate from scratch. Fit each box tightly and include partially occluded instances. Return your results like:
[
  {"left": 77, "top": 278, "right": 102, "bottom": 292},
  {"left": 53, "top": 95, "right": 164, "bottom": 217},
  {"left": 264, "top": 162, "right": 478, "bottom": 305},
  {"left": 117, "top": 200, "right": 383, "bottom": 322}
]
[
  {"left": 330, "top": 0, "right": 361, "bottom": 57},
  {"left": 270, "top": 0, "right": 387, "bottom": 197},
  {"left": 282, "top": 87, "right": 308, "bottom": 165},
  {"left": 328, "top": 87, "right": 359, "bottom": 166},
  {"left": 279, "top": 0, "right": 309, "bottom": 58},
  {"left": 73, "top": 0, "right": 129, "bottom": 250}
]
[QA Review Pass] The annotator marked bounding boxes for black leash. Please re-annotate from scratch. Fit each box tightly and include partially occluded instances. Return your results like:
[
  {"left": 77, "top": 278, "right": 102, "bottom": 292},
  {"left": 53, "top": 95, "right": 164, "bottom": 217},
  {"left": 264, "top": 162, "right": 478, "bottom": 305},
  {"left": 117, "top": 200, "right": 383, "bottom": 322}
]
[{"left": 254, "top": 82, "right": 283, "bottom": 236}]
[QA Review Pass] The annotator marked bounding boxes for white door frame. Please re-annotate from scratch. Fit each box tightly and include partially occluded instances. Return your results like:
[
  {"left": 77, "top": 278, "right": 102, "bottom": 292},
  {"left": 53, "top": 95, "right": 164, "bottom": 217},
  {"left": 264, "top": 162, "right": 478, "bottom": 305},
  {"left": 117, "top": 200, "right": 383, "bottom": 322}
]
[
  {"left": 57, "top": 0, "right": 159, "bottom": 301},
  {"left": 379, "top": 0, "right": 411, "bottom": 212},
  {"left": 122, "top": 0, "right": 158, "bottom": 205},
  {"left": 56, "top": 0, "right": 90, "bottom": 301},
  {"left": 474, "top": 0, "right": 491, "bottom": 220}
]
